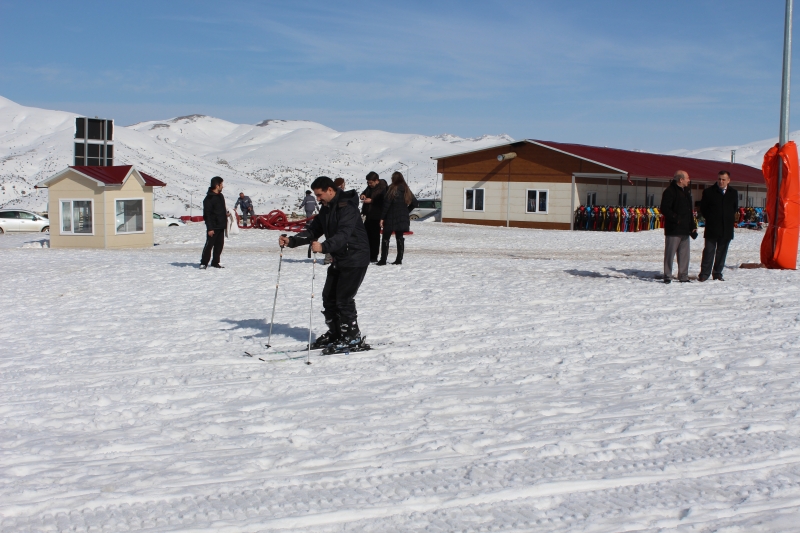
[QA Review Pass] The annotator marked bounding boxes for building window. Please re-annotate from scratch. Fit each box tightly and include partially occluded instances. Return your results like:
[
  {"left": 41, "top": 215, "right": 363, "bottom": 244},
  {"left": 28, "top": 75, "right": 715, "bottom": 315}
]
[
  {"left": 646, "top": 194, "right": 655, "bottom": 207},
  {"left": 464, "top": 188, "right": 484, "bottom": 211},
  {"left": 116, "top": 199, "right": 145, "bottom": 234},
  {"left": 60, "top": 199, "right": 93, "bottom": 234},
  {"left": 527, "top": 190, "right": 548, "bottom": 213},
  {"left": 586, "top": 192, "right": 597, "bottom": 206},
  {"left": 618, "top": 193, "right": 628, "bottom": 206}
]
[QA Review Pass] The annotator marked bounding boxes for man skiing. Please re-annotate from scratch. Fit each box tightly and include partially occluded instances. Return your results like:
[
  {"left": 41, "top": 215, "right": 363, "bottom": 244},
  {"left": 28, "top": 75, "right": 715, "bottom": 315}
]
[{"left": 279, "top": 176, "right": 370, "bottom": 353}]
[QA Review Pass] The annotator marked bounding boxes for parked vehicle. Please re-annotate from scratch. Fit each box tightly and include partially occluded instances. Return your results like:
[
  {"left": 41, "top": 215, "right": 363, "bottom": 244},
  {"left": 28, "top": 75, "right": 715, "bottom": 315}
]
[
  {"left": 152, "top": 213, "right": 185, "bottom": 227},
  {"left": 409, "top": 199, "right": 441, "bottom": 220},
  {"left": 0, "top": 209, "right": 49, "bottom": 234}
]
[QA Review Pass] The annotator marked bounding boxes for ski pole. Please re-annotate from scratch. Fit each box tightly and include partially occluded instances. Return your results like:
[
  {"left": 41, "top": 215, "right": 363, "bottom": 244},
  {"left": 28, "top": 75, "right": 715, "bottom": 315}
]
[
  {"left": 306, "top": 248, "right": 317, "bottom": 365},
  {"left": 265, "top": 234, "right": 287, "bottom": 348}
]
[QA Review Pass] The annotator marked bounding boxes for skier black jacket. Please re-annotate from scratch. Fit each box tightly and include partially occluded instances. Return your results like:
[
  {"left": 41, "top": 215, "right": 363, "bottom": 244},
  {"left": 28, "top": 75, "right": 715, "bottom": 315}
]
[
  {"left": 660, "top": 180, "right": 696, "bottom": 236},
  {"left": 361, "top": 179, "right": 387, "bottom": 221},
  {"left": 203, "top": 189, "right": 227, "bottom": 230},
  {"left": 381, "top": 185, "right": 417, "bottom": 233},
  {"left": 287, "top": 189, "right": 370, "bottom": 267},
  {"left": 700, "top": 183, "right": 738, "bottom": 241}
]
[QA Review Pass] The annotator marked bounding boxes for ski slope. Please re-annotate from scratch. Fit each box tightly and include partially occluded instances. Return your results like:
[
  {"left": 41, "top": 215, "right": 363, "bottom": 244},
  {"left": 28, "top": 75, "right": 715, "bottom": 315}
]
[
  {"left": 0, "top": 96, "right": 512, "bottom": 215},
  {"left": 2, "top": 223, "right": 799, "bottom": 532}
]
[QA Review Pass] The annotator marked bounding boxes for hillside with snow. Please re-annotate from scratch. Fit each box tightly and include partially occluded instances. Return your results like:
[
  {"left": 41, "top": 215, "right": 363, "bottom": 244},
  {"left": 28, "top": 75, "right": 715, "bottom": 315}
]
[{"left": 0, "top": 96, "right": 513, "bottom": 215}]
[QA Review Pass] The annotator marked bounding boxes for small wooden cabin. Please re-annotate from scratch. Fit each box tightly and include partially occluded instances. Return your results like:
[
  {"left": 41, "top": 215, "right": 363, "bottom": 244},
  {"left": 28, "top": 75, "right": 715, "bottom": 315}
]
[
  {"left": 433, "top": 140, "right": 766, "bottom": 230},
  {"left": 37, "top": 165, "right": 166, "bottom": 248}
]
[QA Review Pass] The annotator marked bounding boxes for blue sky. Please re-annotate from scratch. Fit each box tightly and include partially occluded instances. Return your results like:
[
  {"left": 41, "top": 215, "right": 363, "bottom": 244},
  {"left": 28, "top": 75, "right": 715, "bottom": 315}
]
[{"left": 0, "top": 0, "right": 796, "bottom": 151}]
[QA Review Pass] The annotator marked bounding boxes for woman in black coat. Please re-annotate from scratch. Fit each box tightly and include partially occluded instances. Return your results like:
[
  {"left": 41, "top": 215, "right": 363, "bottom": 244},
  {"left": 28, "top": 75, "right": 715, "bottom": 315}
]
[{"left": 379, "top": 171, "right": 417, "bottom": 265}]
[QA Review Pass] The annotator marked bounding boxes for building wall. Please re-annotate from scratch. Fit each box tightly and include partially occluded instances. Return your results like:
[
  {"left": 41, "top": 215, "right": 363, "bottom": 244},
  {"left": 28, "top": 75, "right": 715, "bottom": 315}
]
[
  {"left": 442, "top": 179, "right": 576, "bottom": 229},
  {"left": 102, "top": 172, "right": 154, "bottom": 249},
  {"left": 48, "top": 172, "right": 106, "bottom": 248},
  {"left": 47, "top": 169, "right": 155, "bottom": 249}
]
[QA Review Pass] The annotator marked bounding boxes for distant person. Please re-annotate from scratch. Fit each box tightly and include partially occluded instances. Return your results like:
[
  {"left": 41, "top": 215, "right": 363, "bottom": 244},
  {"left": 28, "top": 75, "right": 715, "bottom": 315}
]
[
  {"left": 360, "top": 171, "right": 387, "bottom": 262},
  {"left": 201, "top": 176, "right": 227, "bottom": 269},
  {"left": 279, "top": 176, "right": 370, "bottom": 353},
  {"left": 299, "top": 190, "right": 317, "bottom": 218},
  {"left": 661, "top": 170, "right": 697, "bottom": 283},
  {"left": 379, "top": 171, "right": 417, "bottom": 265},
  {"left": 234, "top": 192, "right": 254, "bottom": 226},
  {"left": 699, "top": 170, "right": 738, "bottom": 282},
  {"left": 333, "top": 177, "right": 346, "bottom": 190}
]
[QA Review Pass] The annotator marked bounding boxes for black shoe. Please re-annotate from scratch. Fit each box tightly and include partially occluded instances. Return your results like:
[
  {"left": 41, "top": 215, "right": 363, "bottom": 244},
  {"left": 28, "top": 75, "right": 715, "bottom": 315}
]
[
  {"left": 376, "top": 259, "right": 387, "bottom": 266},
  {"left": 310, "top": 330, "right": 339, "bottom": 349},
  {"left": 664, "top": 278, "right": 671, "bottom": 284},
  {"left": 679, "top": 279, "right": 691, "bottom": 283},
  {"left": 698, "top": 275, "right": 708, "bottom": 282},
  {"left": 200, "top": 264, "right": 208, "bottom": 269},
  {"left": 210, "top": 264, "right": 224, "bottom": 268},
  {"left": 391, "top": 259, "right": 402, "bottom": 265},
  {"left": 322, "top": 321, "right": 363, "bottom": 355},
  {"left": 713, "top": 275, "right": 725, "bottom": 281}
]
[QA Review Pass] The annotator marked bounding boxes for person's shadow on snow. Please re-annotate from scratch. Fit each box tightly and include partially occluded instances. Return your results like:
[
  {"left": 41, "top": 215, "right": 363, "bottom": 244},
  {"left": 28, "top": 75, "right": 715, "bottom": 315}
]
[
  {"left": 220, "top": 318, "right": 308, "bottom": 341},
  {"left": 564, "top": 268, "right": 662, "bottom": 281},
  {"left": 170, "top": 262, "right": 203, "bottom": 268}
]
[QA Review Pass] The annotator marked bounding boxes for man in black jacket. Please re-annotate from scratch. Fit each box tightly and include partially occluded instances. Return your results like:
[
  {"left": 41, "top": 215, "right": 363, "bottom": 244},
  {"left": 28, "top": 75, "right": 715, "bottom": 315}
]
[
  {"left": 699, "top": 170, "right": 738, "bottom": 281},
  {"left": 201, "top": 176, "right": 227, "bottom": 269},
  {"left": 661, "top": 170, "right": 697, "bottom": 283},
  {"left": 360, "top": 171, "right": 387, "bottom": 262},
  {"left": 279, "top": 176, "right": 370, "bottom": 352}
]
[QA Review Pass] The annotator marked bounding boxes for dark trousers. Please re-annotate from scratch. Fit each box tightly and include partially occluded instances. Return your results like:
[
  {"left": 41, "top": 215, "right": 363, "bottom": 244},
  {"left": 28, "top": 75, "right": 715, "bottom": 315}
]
[
  {"left": 322, "top": 265, "right": 368, "bottom": 324},
  {"left": 700, "top": 238, "right": 730, "bottom": 278},
  {"left": 381, "top": 230, "right": 405, "bottom": 262},
  {"left": 364, "top": 219, "right": 381, "bottom": 261},
  {"left": 201, "top": 229, "right": 225, "bottom": 266}
]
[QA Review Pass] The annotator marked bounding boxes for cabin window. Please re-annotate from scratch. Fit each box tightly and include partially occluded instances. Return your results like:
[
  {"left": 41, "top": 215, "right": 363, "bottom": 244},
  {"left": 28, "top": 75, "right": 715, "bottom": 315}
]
[
  {"left": 646, "top": 194, "right": 655, "bottom": 207},
  {"left": 618, "top": 193, "right": 628, "bottom": 206},
  {"left": 464, "top": 188, "right": 484, "bottom": 211},
  {"left": 586, "top": 192, "right": 597, "bottom": 206},
  {"left": 115, "top": 199, "right": 145, "bottom": 234},
  {"left": 60, "top": 199, "right": 93, "bottom": 235},
  {"left": 527, "top": 190, "right": 549, "bottom": 214}
]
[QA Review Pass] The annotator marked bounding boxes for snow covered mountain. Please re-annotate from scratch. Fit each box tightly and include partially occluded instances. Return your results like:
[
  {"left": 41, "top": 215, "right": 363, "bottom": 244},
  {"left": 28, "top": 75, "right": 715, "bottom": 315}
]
[
  {"left": 0, "top": 96, "right": 513, "bottom": 215},
  {"left": 668, "top": 132, "right": 800, "bottom": 169}
]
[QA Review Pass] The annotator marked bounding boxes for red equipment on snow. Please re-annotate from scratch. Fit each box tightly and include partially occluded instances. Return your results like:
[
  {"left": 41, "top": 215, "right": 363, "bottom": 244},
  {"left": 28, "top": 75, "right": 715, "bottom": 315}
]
[
  {"left": 236, "top": 210, "right": 316, "bottom": 232},
  {"left": 760, "top": 141, "right": 800, "bottom": 269}
]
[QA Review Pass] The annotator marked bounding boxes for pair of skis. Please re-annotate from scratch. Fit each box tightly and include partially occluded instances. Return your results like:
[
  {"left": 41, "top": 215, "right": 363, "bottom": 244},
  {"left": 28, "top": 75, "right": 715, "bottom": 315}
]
[{"left": 243, "top": 338, "right": 372, "bottom": 364}]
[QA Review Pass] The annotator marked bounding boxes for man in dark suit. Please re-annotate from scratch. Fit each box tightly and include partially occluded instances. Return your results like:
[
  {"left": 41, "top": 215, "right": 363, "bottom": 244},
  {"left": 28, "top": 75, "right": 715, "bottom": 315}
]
[{"left": 699, "top": 170, "right": 738, "bottom": 282}]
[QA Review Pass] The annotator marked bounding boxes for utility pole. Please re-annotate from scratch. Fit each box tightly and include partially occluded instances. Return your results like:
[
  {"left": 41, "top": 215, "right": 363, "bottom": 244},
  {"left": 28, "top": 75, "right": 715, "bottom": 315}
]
[{"left": 773, "top": 0, "right": 793, "bottom": 257}]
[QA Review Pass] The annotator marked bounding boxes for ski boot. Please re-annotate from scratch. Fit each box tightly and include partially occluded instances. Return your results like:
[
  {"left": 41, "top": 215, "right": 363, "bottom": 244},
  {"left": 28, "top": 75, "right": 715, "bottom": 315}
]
[
  {"left": 309, "top": 316, "right": 339, "bottom": 350},
  {"left": 321, "top": 321, "right": 371, "bottom": 355}
]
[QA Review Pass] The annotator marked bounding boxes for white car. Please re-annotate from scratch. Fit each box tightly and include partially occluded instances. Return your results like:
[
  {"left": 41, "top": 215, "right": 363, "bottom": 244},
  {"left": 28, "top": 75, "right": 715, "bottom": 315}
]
[
  {"left": 152, "top": 213, "right": 185, "bottom": 227},
  {"left": 0, "top": 209, "right": 50, "bottom": 234},
  {"left": 409, "top": 199, "right": 441, "bottom": 220}
]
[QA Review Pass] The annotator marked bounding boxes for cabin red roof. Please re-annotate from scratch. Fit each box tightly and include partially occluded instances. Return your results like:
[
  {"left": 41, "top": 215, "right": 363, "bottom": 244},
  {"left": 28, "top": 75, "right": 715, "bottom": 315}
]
[
  {"left": 527, "top": 140, "right": 765, "bottom": 184},
  {"left": 69, "top": 165, "right": 166, "bottom": 187}
]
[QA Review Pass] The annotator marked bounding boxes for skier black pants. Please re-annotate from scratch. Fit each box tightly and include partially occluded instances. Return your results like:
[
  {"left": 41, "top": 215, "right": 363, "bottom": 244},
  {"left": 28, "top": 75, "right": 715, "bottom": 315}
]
[
  {"left": 322, "top": 265, "right": 368, "bottom": 324},
  {"left": 201, "top": 229, "right": 225, "bottom": 266},
  {"left": 700, "top": 238, "right": 731, "bottom": 278},
  {"left": 364, "top": 219, "right": 381, "bottom": 261}
]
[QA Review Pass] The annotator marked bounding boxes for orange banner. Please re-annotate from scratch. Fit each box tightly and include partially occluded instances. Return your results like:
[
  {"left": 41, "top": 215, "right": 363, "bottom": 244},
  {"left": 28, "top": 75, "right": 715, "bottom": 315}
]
[{"left": 760, "top": 141, "right": 800, "bottom": 269}]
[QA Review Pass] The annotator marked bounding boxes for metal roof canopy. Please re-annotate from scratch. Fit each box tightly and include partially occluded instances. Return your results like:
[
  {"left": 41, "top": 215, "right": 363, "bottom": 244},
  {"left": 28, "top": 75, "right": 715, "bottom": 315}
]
[
  {"left": 37, "top": 165, "right": 166, "bottom": 188},
  {"left": 433, "top": 139, "right": 765, "bottom": 185}
]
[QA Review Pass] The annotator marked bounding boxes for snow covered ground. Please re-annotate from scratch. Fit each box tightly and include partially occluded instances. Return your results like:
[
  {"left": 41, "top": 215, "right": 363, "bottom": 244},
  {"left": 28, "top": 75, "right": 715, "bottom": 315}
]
[{"left": 2, "top": 223, "right": 800, "bottom": 532}]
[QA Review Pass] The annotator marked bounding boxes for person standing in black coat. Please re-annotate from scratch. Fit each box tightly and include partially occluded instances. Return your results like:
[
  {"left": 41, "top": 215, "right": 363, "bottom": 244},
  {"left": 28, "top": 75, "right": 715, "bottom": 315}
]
[
  {"left": 379, "top": 171, "right": 417, "bottom": 265},
  {"left": 360, "top": 171, "right": 387, "bottom": 262},
  {"left": 660, "top": 170, "right": 697, "bottom": 283},
  {"left": 279, "top": 176, "right": 370, "bottom": 351},
  {"left": 200, "top": 176, "right": 227, "bottom": 269},
  {"left": 699, "top": 170, "right": 738, "bottom": 281}
]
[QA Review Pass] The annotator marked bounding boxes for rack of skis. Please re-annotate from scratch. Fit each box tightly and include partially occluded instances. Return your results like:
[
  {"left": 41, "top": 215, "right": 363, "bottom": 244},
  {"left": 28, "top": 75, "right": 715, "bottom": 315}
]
[{"left": 573, "top": 206, "right": 767, "bottom": 232}]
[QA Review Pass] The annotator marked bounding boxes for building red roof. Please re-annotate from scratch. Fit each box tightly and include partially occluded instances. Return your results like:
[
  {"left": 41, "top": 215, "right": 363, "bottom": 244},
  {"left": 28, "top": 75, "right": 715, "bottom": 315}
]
[
  {"left": 70, "top": 165, "right": 166, "bottom": 187},
  {"left": 528, "top": 140, "right": 765, "bottom": 184}
]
